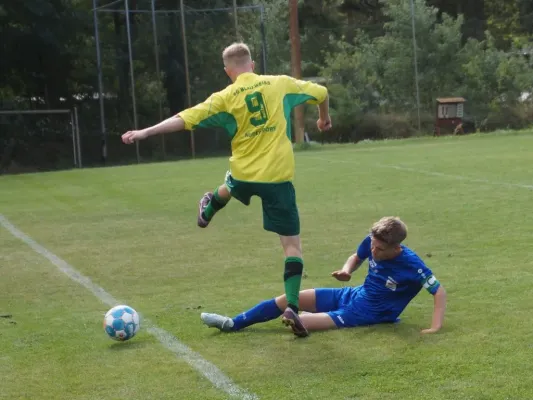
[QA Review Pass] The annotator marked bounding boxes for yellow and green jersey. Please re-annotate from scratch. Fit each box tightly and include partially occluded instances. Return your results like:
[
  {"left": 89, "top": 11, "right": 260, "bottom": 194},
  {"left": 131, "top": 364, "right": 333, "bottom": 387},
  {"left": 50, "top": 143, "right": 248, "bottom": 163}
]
[{"left": 178, "top": 72, "right": 327, "bottom": 183}]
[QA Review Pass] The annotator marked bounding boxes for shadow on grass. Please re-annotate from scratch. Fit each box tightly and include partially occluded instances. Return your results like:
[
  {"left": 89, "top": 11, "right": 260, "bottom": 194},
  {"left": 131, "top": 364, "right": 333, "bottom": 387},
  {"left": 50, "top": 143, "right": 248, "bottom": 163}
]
[
  {"left": 107, "top": 339, "right": 149, "bottom": 351},
  {"left": 203, "top": 319, "right": 453, "bottom": 342}
]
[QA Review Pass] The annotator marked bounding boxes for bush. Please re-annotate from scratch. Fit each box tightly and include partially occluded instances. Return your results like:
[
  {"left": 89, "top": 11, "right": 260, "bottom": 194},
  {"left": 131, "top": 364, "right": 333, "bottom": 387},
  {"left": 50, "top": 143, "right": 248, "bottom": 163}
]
[
  {"left": 356, "top": 113, "right": 414, "bottom": 140},
  {"left": 479, "top": 101, "right": 533, "bottom": 132},
  {"left": 305, "top": 111, "right": 436, "bottom": 143}
]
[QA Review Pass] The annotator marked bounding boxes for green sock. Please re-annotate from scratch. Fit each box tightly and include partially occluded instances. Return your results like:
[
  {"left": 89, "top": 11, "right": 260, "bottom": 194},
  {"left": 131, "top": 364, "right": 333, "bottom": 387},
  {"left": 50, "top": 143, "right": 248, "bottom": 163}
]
[
  {"left": 284, "top": 257, "right": 303, "bottom": 312},
  {"left": 203, "top": 187, "right": 229, "bottom": 221}
]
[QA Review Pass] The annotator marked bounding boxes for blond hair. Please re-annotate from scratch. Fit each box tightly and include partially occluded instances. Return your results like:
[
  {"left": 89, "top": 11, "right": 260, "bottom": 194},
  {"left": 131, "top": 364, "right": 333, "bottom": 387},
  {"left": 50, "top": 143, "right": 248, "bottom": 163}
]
[
  {"left": 370, "top": 216, "right": 407, "bottom": 246},
  {"left": 222, "top": 42, "right": 252, "bottom": 67}
]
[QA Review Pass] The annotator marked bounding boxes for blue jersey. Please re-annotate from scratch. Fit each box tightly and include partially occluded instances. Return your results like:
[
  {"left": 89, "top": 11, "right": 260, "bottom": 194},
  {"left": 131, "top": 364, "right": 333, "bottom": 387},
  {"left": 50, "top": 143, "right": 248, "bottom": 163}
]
[{"left": 353, "top": 236, "right": 440, "bottom": 322}]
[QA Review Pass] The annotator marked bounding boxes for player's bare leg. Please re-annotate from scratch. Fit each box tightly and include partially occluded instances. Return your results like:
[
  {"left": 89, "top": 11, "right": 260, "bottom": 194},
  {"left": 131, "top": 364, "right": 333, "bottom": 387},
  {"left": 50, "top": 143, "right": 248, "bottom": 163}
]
[
  {"left": 197, "top": 184, "right": 231, "bottom": 228},
  {"left": 275, "top": 290, "right": 337, "bottom": 331},
  {"left": 298, "top": 313, "right": 337, "bottom": 331},
  {"left": 275, "top": 289, "right": 317, "bottom": 312}
]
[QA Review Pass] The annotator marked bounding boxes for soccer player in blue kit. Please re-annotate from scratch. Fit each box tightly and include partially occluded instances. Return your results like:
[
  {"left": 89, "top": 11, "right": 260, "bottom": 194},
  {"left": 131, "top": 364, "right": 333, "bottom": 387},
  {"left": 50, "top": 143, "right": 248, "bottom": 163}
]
[{"left": 201, "top": 217, "right": 447, "bottom": 336}]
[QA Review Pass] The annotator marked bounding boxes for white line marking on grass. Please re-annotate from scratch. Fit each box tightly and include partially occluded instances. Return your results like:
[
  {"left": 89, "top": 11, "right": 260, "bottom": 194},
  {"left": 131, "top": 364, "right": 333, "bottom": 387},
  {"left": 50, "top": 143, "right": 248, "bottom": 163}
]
[
  {"left": 303, "top": 156, "right": 533, "bottom": 190},
  {"left": 378, "top": 164, "right": 533, "bottom": 190},
  {"left": 0, "top": 214, "right": 258, "bottom": 400}
]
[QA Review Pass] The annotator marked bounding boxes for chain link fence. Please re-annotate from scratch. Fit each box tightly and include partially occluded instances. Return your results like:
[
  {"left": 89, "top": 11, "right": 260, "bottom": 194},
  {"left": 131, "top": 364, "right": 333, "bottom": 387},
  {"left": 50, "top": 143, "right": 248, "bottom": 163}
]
[{"left": 88, "top": 0, "right": 267, "bottom": 167}]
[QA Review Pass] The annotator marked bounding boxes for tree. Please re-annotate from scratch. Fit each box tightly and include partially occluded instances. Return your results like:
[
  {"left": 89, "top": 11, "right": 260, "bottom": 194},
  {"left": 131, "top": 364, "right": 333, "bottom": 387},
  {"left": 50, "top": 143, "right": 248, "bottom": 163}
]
[
  {"left": 0, "top": 0, "right": 91, "bottom": 109},
  {"left": 320, "top": 0, "right": 533, "bottom": 139}
]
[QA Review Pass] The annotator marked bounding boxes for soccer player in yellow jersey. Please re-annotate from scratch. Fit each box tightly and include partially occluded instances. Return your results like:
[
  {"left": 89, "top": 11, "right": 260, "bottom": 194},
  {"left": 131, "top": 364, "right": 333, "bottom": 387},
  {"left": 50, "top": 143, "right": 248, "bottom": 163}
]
[{"left": 122, "top": 42, "right": 332, "bottom": 337}]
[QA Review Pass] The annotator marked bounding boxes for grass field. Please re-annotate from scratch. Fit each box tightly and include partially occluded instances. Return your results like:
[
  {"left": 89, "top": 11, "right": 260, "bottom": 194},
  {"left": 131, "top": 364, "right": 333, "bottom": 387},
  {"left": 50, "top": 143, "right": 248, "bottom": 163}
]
[{"left": 1, "top": 130, "right": 533, "bottom": 400}]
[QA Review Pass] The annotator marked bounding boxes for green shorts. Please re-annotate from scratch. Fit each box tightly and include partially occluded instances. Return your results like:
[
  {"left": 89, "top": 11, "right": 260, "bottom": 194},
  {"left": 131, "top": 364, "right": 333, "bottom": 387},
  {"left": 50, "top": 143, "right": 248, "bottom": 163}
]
[{"left": 224, "top": 172, "right": 300, "bottom": 236}]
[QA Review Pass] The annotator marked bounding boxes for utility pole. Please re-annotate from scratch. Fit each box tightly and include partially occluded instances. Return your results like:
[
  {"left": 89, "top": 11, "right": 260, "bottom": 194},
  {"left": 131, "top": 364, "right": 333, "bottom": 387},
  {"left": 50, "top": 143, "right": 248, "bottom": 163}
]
[
  {"left": 289, "top": 0, "right": 305, "bottom": 144},
  {"left": 410, "top": 0, "right": 422, "bottom": 132},
  {"left": 180, "top": 0, "right": 195, "bottom": 158}
]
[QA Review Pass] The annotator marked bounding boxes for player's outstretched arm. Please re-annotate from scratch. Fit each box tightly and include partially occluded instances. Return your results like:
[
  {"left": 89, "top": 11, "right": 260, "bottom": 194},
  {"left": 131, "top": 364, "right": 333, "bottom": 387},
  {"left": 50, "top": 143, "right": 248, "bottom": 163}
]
[
  {"left": 317, "top": 94, "right": 332, "bottom": 132},
  {"left": 421, "top": 285, "right": 447, "bottom": 334},
  {"left": 122, "top": 116, "right": 186, "bottom": 144},
  {"left": 331, "top": 254, "right": 363, "bottom": 281}
]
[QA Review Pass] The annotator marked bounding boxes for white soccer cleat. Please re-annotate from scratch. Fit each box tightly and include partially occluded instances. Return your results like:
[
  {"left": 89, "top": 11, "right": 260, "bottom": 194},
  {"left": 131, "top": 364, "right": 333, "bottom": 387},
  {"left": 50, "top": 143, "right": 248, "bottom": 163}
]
[{"left": 201, "top": 312, "right": 234, "bottom": 332}]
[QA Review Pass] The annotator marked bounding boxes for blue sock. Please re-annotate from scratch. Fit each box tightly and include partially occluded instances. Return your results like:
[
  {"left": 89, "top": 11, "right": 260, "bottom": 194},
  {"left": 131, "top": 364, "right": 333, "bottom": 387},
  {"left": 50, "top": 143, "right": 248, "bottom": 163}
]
[{"left": 232, "top": 299, "right": 282, "bottom": 331}]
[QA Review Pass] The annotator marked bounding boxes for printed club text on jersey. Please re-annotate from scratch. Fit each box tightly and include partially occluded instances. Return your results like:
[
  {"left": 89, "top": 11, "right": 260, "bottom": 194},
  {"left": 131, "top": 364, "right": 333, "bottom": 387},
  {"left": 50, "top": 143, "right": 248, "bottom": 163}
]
[
  {"left": 232, "top": 80, "right": 271, "bottom": 96},
  {"left": 245, "top": 125, "right": 277, "bottom": 138}
]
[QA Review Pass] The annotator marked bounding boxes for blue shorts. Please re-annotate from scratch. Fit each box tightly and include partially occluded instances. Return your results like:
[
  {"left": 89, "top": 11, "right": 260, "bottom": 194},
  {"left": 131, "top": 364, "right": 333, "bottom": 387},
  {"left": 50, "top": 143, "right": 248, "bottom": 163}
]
[{"left": 315, "top": 286, "right": 399, "bottom": 328}]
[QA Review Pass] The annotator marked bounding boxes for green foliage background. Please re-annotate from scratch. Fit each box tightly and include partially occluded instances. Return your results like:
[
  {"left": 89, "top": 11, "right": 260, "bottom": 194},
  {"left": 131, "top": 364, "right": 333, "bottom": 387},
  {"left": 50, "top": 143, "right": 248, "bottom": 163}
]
[{"left": 1, "top": 0, "right": 532, "bottom": 171}]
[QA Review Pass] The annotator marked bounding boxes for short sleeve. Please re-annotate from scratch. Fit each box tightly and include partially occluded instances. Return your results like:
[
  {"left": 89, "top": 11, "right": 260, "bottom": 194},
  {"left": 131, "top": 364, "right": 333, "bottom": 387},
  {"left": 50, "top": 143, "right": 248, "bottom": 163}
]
[
  {"left": 356, "top": 235, "right": 372, "bottom": 260},
  {"left": 177, "top": 93, "right": 232, "bottom": 133},
  {"left": 282, "top": 76, "right": 328, "bottom": 105},
  {"left": 414, "top": 262, "right": 441, "bottom": 295}
]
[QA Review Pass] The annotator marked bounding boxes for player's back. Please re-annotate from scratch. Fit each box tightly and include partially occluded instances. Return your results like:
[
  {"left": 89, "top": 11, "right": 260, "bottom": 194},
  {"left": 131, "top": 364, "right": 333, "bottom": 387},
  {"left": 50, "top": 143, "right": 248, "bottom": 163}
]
[{"left": 219, "top": 72, "right": 327, "bottom": 183}]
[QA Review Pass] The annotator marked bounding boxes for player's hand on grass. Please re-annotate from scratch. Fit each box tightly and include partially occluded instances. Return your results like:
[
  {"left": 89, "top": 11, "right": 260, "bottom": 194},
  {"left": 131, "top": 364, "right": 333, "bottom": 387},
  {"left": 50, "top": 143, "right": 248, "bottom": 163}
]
[
  {"left": 122, "top": 130, "right": 148, "bottom": 144},
  {"left": 317, "top": 116, "right": 332, "bottom": 132},
  {"left": 331, "top": 270, "right": 352, "bottom": 281},
  {"left": 421, "top": 327, "right": 440, "bottom": 334}
]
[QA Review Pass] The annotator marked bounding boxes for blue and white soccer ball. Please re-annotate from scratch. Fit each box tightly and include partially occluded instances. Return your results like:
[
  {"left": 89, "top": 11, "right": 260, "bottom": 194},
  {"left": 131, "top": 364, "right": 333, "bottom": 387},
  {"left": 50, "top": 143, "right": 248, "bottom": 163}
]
[{"left": 103, "top": 305, "right": 140, "bottom": 341}]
